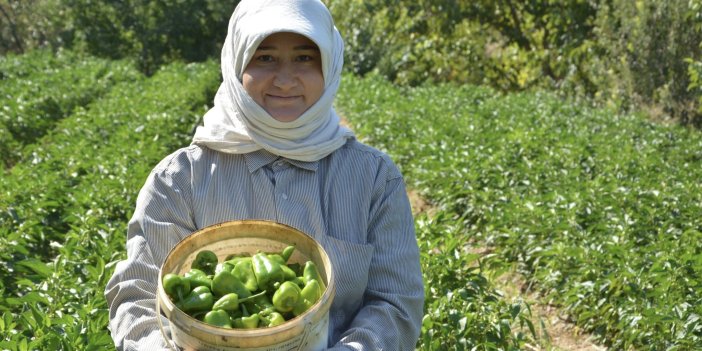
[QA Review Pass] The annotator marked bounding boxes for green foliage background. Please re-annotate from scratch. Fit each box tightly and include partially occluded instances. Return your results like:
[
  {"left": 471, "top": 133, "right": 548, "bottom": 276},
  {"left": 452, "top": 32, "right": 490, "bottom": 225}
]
[
  {"left": 2, "top": 0, "right": 702, "bottom": 349},
  {"left": 2, "top": 0, "right": 701, "bottom": 124},
  {"left": 335, "top": 74, "right": 702, "bottom": 349},
  {"left": 1, "top": 0, "right": 238, "bottom": 74},
  {"left": 328, "top": 0, "right": 702, "bottom": 126}
]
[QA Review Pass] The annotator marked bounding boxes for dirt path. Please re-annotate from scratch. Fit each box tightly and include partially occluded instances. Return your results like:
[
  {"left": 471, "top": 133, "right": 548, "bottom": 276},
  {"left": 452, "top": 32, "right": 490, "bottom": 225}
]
[
  {"left": 493, "top": 270, "right": 607, "bottom": 350},
  {"left": 406, "top": 191, "right": 606, "bottom": 351}
]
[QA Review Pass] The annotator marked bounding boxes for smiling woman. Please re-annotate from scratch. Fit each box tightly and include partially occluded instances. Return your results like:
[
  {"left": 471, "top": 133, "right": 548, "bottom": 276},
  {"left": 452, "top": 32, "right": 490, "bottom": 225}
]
[
  {"left": 104, "top": 0, "right": 424, "bottom": 350},
  {"left": 243, "top": 32, "right": 325, "bottom": 122}
]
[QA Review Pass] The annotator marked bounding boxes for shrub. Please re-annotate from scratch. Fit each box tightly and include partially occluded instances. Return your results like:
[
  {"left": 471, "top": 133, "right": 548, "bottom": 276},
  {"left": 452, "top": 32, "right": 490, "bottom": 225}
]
[
  {"left": 0, "top": 49, "right": 140, "bottom": 168},
  {"left": 0, "top": 0, "right": 239, "bottom": 75},
  {"left": 328, "top": 0, "right": 702, "bottom": 126}
]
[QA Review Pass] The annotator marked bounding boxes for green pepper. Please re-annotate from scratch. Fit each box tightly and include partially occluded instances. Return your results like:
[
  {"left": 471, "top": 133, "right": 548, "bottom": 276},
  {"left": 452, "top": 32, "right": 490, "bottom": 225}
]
[
  {"left": 243, "top": 292, "right": 275, "bottom": 315},
  {"left": 272, "top": 281, "right": 301, "bottom": 313},
  {"left": 289, "top": 276, "right": 306, "bottom": 288},
  {"left": 232, "top": 317, "right": 245, "bottom": 328},
  {"left": 268, "top": 254, "right": 286, "bottom": 265},
  {"left": 212, "top": 290, "right": 267, "bottom": 312},
  {"left": 292, "top": 297, "right": 313, "bottom": 316},
  {"left": 229, "top": 310, "right": 243, "bottom": 320},
  {"left": 176, "top": 285, "right": 214, "bottom": 314},
  {"left": 225, "top": 256, "right": 249, "bottom": 267},
  {"left": 215, "top": 261, "right": 236, "bottom": 275},
  {"left": 203, "top": 309, "right": 232, "bottom": 328},
  {"left": 292, "top": 279, "right": 323, "bottom": 316},
  {"left": 232, "top": 259, "right": 258, "bottom": 292},
  {"left": 261, "top": 312, "right": 286, "bottom": 327},
  {"left": 241, "top": 313, "right": 260, "bottom": 329},
  {"left": 301, "top": 279, "right": 322, "bottom": 302},
  {"left": 303, "top": 261, "right": 325, "bottom": 290},
  {"left": 212, "top": 293, "right": 241, "bottom": 312},
  {"left": 211, "top": 270, "right": 251, "bottom": 298},
  {"left": 192, "top": 250, "right": 218, "bottom": 276},
  {"left": 225, "top": 252, "right": 248, "bottom": 261},
  {"left": 252, "top": 252, "right": 284, "bottom": 291},
  {"left": 184, "top": 268, "right": 212, "bottom": 289},
  {"left": 280, "top": 245, "right": 295, "bottom": 263},
  {"left": 280, "top": 264, "right": 297, "bottom": 281},
  {"left": 234, "top": 304, "right": 260, "bottom": 329},
  {"left": 163, "top": 273, "right": 191, "bottom": 302}
]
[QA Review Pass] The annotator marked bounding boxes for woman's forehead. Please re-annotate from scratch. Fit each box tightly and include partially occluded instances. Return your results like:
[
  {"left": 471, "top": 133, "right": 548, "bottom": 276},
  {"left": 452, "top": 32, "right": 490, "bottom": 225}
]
[{"left": 257, "top": 32, "right": 319, "bottom": 50}]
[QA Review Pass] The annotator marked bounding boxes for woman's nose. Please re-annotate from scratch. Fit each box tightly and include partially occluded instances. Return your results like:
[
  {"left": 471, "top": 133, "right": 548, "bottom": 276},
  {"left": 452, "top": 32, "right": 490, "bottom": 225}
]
[{"left": 273, "top": 63, "right": 297, "bottom": 90}]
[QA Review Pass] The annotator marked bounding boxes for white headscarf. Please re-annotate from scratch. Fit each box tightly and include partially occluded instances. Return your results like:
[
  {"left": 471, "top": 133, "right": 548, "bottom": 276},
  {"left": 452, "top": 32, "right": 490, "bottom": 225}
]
[{"left": 191, "top": 0, "right": 354, "bottom": 162}]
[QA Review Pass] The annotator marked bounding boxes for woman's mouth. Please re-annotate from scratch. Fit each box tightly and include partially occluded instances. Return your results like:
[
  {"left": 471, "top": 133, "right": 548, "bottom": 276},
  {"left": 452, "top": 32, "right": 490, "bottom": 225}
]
[{"left": 267, "top": 94, "right": 300, "bottom": 100}]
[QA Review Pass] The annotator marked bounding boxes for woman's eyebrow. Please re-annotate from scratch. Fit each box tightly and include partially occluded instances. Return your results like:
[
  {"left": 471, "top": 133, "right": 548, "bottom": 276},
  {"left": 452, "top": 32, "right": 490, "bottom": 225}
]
[
  {"left": 256, "top": 45, "right": 319, "bottom": 51},
  {"left": 294, "top": 45, "right": 319, "bottom": 51}
]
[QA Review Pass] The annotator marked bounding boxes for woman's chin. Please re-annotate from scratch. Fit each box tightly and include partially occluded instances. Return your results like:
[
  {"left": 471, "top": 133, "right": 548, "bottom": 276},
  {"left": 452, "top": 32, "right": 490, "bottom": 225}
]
[{"left": 268, "top": 110, "right": 304, "bottom": 122}]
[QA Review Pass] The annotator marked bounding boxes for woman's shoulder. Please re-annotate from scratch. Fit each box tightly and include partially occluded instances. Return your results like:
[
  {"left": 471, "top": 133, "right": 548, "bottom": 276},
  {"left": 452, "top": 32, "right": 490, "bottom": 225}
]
[
  {"left": 151, "top": 144, "right": 211, "bottom": 175},
  {"left": 336, "top": 138, "right": 386, "bottom": 159},
  {"left": 332, "top": 138, "right": 402, "bottom": 180}
]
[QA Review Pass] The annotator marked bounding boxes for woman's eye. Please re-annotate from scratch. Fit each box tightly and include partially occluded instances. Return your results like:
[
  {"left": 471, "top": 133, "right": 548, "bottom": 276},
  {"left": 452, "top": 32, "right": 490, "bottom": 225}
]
[
  {"left": 296, "top": 55, "right": 314, "bottom": 62},
  {"left": 256, "top": 55, "right": 275, "bottom": 62}
]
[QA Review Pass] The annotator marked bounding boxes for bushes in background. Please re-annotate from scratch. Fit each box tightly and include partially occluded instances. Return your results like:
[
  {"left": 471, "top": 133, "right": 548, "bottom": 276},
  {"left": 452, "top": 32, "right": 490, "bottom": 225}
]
[
  {"left": 328, "top": 0, "right": 702, "bottom": 126},
  {"left": 0, "top": 0, "right": 238, "bottom": 74},
  {"left": 1, "top": 0, "right": 701, "bottom": 124},
  {"left": 0, "top": 49, "right": 140, "bottom": 168}
]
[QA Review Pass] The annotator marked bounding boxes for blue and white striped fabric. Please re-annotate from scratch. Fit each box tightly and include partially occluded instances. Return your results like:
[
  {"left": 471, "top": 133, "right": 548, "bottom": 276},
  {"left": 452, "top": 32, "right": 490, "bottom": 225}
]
[{"left": 104, "top": 138, "right": 425, "bottom": 350}]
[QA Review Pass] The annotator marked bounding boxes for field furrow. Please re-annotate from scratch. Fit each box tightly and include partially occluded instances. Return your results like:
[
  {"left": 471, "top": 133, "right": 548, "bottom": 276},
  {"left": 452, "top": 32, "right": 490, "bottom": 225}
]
[
  {"left": 0, "top": 58, "right": 220, "bottom": 349},
  {"left": 1, "top": 51, "right": 701, "bottom": 350},
  {"left": 335, "top": 73, "right": 702, "bottom": 349}
]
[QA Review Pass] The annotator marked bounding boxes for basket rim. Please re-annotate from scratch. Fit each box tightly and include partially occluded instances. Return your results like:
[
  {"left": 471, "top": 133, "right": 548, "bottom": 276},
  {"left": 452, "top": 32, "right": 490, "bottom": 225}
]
[{"left": 156, "top": 219, "right": 336, "bottom": 340}]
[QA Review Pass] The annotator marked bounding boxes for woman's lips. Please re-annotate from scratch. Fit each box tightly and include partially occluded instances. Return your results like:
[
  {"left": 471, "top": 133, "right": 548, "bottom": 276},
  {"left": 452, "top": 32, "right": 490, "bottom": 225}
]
[{"left": 266, "top": 94, "right": 302, "bottom": 103}]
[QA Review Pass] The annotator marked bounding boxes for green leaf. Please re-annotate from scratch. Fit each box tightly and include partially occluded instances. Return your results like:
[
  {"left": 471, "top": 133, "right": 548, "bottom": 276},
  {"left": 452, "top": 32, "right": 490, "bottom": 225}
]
[
  {"left": 20, "top": 291, "right": 50, "bottom": 305},
  {"left": 86, "top": 333, "right": 114, "bottom": 351},
  {"left": 0, "top": 341, "right": 18, "bottom": 350},
  {"left": 16, "top": 259, "right": 53, "bottom": 278}
]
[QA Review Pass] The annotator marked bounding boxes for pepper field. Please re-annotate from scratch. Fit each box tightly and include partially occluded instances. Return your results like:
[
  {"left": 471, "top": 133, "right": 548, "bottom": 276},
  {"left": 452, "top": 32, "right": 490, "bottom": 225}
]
[{"left": 1, "top": 51, "right": 701, "bottom": 350}]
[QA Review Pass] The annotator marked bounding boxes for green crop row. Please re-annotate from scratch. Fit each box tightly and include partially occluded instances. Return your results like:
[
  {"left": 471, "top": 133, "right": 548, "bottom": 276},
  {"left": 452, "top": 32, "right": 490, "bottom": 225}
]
[
  {"left": 5, "top": 50, "right": 699, "bottom": 349},
  {"left": 0, "top": 51, "right": 541, "bottom": 350},
  {"left": 0, "top": 56, "right": 220, "bottom": 349},
  {"left": 415, "top": 212, "right": 536, "bottom": 350},
  {"left": 336, "top": 77, "right": 542, "bottom": 348},
  {"left": 0, "top": 50, "right": 141, "bottom": 169},
  {"left": 336, "top": 73, "right": 702, "bottom": 349}
]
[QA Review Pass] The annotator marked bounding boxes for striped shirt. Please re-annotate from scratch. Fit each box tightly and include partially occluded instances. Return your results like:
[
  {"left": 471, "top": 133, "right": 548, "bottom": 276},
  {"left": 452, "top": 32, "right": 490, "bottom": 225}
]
[{"left": 104, "top": 138, "right": 424, "bottom": 350}]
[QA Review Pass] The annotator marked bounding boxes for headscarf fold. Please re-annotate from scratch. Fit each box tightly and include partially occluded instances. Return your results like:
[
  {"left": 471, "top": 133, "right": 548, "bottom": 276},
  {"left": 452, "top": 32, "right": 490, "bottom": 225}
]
[{"left": 191, "top": 0, "right": 354, "bottom": 162}]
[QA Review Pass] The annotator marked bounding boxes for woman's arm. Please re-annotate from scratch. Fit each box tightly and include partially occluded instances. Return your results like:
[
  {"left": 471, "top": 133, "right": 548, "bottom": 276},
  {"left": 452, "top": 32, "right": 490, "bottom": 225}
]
[
  {"left": 104, "top": 153, "right": 195, "bottom": 350},
  {"left": 330, "top": 174, "right": 425, "bottom": 350}
]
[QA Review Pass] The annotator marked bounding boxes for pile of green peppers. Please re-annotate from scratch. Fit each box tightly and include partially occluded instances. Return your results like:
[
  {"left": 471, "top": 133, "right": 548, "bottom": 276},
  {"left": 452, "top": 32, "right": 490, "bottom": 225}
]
[{"left": 162, "top": 245, "right": 326, "bottom": 329}]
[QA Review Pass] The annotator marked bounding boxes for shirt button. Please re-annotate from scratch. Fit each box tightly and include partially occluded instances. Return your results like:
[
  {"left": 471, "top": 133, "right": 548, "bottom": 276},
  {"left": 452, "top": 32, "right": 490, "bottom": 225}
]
[{"left": 281, "top": 194, "right": 288, "bottom": 200}]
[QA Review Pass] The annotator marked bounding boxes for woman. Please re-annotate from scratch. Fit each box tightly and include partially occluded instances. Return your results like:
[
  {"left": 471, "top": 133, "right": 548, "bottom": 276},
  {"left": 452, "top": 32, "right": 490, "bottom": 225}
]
[{"left": 104, "top": 0, "right": 424, "bottom": 349}]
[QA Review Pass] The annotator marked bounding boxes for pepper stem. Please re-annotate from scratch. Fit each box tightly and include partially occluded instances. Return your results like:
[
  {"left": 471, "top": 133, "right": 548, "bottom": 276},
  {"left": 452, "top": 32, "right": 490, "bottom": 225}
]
[{"left": 238, "top": 290, "right": 267, "bottom": 304}]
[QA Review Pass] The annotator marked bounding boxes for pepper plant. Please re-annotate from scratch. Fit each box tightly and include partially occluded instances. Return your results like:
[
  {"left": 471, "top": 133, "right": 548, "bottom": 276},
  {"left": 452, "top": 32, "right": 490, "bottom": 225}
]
[{"left": 336, "top": 72, "right": 702, "bottom": 349}]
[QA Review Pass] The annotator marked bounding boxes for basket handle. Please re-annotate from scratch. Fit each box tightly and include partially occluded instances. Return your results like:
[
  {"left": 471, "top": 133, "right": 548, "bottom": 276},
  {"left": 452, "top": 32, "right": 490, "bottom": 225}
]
[{"left": 156, "top": 293, "right": 179, "bottom": 351}]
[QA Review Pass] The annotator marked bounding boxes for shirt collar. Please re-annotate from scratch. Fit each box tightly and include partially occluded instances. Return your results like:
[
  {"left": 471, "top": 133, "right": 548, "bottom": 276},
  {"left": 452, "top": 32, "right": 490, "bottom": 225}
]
[{"left": 244, "top": 149, "right": 319, "bottom": 173}]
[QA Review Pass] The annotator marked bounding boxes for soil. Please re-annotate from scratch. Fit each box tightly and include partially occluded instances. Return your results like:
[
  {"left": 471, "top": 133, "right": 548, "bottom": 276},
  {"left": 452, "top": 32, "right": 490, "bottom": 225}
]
[
  {"left": 406, "top": 190, "right": 607, "bottom": 351},
  {"left": 493, "top": 272, "right": 608, "bottom": 351}
]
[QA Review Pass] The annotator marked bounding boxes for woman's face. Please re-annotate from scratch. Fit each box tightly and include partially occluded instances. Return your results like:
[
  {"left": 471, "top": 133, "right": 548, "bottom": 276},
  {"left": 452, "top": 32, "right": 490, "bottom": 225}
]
[{"left": 243, "top": 32, "right": 324, "bottom": 122}]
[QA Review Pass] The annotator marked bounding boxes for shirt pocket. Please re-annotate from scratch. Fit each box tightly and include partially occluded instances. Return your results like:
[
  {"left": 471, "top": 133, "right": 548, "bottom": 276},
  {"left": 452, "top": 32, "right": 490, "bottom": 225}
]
[{"left": 318, "top": 234, "right": 374, "bottom": 312}]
